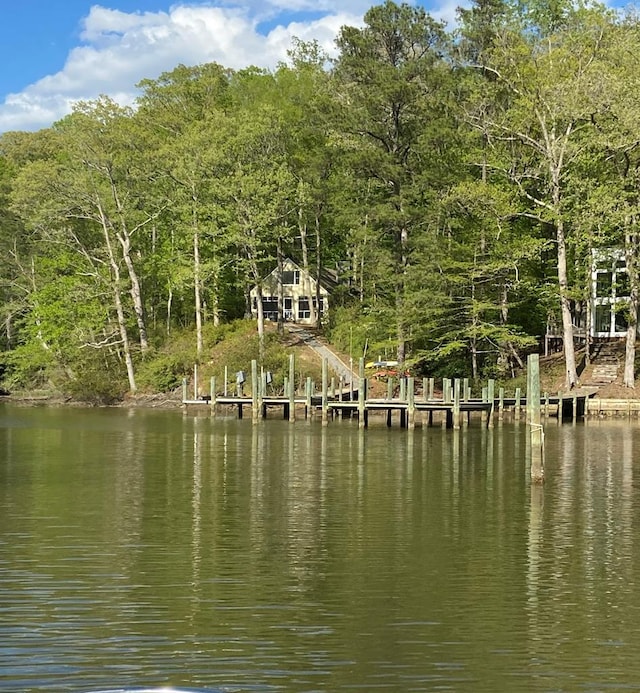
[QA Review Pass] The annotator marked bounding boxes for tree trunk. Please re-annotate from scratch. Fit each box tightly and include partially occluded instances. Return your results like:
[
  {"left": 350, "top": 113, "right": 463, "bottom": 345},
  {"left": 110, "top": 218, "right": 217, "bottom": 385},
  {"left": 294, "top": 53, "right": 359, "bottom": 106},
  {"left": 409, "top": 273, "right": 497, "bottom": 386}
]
[
  {"left": 255, "top": 283, "right": 265, "bottom": 363},
  {"left": 624, "top": 230, "right": 638, "bottom": 388},
  {"left": 193, "top": 221, "right": 203, "bottom": 356},
  {"left": 277, "top": 237, "right": 284, "bottom": 336},
  {"left": 117, "top": 230, "right": 149, "bottom": 353},
  {"left": 100, "top": 211, "right": 136, "bottom": 392},
  {"left": 298, "top": 198, "right": 317, "bottom": 326},
  {"left": 556, "top": 218, "right": 578, "bottom": 388}
]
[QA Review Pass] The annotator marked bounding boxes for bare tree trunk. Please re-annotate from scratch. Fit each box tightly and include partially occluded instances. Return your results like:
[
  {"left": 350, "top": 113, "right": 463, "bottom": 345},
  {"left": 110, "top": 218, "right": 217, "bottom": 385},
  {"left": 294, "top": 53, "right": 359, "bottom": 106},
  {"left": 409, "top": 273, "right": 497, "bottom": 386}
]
[
  {"left": 166, "top": 288, "right": 173, "bottom": 336},
  {"left": 298, "top": 196, "right": 317, "bottom": 326},
  {"left": 556, "top": 218, "right": 578, "bottom": 388},
  {"left": 255, "top": 284, "right": 265, "bottom": 363},
  {"left": 100, "top": 210, "right": 136, "bottom": 392},
  {"left": 624, "top": 229, "right": 638, "bottom": 388},
  {"left": 193, "top": 222, "right": 203, "bottom": 356},
  {"left": 277, "top": 237, "right": 284, "bottom": 336}
]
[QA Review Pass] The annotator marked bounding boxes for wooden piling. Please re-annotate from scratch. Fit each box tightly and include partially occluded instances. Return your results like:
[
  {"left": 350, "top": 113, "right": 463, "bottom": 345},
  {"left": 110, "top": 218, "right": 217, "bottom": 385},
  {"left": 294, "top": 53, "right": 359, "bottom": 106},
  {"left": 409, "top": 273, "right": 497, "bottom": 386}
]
[
  {"left": 322, "top": 357, "right": 329, "bottom": 426},
  {"left": 558, "top": 390, "right": 563, "bottom": 424},
  {"left": 182, "top": 377, "right": 187, "bottom": 406},
  {"left": 305, "top": 376, "right": 312, "bottom": 419},
  {"left": 210, "top": 377, "right": 216, "bottom": 416},
  {"left": 528, "top": 354, "right": 544, "bottom": 484},
  {"left": 515, "top": 387, "right": 522, "bottom": 420},
  {"left": 358, "top": 359, "right": 366, "bottom": 429},
  {"left": 498, "top": 387, "right": 504, "bottom": 420},
  {"left": 289, "top": 353, "right": 296, "bottom": 423},
  {"left": 408, "top": 377, "right": 416, "bottom": 430},
  {"left": 193, "top": 364, "right": 199, "bottom": 399},
  {"left": 453, "top": 378, "right": 461, "bottom": 430},
  {"left": 251, "top": 359, "right": 259, "bottom": 424},
  {"left": 487, "top": 379, "right": 495, "bottom": 428},
  {"left": 224, "top": 366, "right": 228, "bottom": 396}
]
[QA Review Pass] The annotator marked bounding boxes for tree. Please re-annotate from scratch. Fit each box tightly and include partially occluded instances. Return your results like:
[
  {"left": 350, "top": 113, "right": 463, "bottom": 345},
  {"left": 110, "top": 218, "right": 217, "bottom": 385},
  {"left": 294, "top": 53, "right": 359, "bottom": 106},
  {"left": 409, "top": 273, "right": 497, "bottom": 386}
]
[
  {"left": 333, "top": 0, "right": 451, "bottom": 365},
  {"left": 464, "top": 2, "right": 614, "bottom": 388}
]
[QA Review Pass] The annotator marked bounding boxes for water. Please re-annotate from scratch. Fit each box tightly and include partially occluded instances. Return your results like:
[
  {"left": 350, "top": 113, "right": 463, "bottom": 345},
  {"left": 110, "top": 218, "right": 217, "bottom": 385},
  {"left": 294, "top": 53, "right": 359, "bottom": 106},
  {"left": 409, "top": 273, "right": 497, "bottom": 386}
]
[{"left": 1, "top": 404, "right": 640, "bottom": 692}]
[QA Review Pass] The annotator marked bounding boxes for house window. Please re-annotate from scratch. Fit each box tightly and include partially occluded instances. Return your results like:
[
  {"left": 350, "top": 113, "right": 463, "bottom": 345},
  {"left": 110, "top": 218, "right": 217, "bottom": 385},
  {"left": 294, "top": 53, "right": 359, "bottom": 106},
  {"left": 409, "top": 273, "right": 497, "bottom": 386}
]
[
  {"left": 282, "top": 270, "right": 300, "bottom": 285},
  {"left": 616, "top": 270, "right": 630, "bottom": 298},
  {"left": 262, "top": 296, "right": 278, "bottom": 321},
  {"left": 596, "top": 271, "right": 612, "bottom": 298},
  {"left": 298, "top": 297, "right": 310, "bottom": 319},
  {"left": 284, "top": 297, "right": 293, "bottom": 321},
  {"left": 615, "top": 305, "right": 629, "bottom": 333},
  {"left": 595, "top": 304, "right": 610, "bottom": 334}
]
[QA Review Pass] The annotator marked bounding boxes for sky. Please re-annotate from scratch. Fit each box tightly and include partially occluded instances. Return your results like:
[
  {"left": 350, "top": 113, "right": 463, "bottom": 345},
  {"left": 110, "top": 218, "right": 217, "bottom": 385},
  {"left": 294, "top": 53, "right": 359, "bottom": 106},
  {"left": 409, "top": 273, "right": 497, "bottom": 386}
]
[{"left": 0, "top": 0, "right": 459, "bottom": 134}]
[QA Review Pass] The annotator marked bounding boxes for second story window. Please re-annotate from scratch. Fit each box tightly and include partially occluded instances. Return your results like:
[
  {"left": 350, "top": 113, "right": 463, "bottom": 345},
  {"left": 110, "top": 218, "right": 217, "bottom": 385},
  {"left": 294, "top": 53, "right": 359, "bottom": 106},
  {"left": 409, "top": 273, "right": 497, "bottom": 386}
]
[{"left": 282, "top": 270, "right": 300, "bottom": 285}]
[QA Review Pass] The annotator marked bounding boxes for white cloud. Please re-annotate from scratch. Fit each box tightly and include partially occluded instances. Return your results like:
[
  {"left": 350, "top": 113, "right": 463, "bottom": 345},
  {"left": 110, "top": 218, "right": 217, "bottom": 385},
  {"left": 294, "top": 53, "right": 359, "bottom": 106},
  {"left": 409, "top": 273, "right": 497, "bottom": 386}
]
[{"left": 0, "top": 1, "right": 450, "bottom": 133}]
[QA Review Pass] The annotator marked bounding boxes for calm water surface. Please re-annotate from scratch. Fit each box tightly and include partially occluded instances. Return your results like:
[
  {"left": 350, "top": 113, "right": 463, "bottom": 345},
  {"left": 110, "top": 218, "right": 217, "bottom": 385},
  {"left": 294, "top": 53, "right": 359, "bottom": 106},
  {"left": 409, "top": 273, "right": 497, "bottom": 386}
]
[{"left": 1, "top": 404, "right": 640, "bottom": 692}]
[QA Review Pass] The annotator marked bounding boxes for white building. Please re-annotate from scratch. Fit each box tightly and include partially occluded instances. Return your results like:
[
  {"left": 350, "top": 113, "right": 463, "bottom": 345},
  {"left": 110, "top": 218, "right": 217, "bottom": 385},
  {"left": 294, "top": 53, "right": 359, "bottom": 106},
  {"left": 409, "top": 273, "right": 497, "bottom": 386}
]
[
  {"left": 250, "top": 258, "right": 336, "bottom": 326},
  {"left": 591, "top": 248, "right": 631, "bottom": 338}
]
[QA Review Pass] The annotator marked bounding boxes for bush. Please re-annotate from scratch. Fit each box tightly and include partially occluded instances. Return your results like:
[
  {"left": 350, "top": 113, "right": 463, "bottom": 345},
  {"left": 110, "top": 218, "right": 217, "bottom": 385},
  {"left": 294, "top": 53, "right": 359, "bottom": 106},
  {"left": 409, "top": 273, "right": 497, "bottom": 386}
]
[{"left": 63, "top": 358, "right": 127, "bottom": 405}]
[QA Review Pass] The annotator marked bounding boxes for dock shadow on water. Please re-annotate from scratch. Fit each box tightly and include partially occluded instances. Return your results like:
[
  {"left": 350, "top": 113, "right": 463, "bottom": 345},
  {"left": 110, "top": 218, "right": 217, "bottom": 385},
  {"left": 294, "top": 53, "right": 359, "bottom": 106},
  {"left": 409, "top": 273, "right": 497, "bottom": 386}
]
[{"left": 2, "top": 404, "right": 640, "bottom": 692}]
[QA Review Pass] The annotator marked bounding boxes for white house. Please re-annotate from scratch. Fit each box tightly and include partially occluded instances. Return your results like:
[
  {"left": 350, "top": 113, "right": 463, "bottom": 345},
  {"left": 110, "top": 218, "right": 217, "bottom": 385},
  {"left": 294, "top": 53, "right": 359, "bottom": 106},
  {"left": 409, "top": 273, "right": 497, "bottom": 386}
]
[
  {"left": 250, "top": 258, "right": 336, "bottom": 326},
  {"left": 591, "top": 248, "right": 631, "bottom": 338}
]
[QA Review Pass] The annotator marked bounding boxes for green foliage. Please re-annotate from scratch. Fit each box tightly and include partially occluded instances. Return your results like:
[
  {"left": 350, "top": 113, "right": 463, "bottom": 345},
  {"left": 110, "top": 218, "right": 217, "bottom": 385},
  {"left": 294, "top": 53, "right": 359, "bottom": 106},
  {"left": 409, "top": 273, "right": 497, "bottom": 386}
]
[
  {"left": 3, "top": 1, "right": 640, "bottom": 399},
  {"left": 62, "top": 356, "right": 128, "bottom": 405}
]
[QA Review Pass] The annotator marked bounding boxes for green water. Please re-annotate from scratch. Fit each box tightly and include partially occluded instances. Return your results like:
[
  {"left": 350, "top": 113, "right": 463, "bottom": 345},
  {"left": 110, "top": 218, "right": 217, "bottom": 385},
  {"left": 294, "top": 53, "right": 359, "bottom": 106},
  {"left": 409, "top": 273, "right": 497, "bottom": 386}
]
[{"left": 1, "top": 404, "right": 640, "bottom": 692}]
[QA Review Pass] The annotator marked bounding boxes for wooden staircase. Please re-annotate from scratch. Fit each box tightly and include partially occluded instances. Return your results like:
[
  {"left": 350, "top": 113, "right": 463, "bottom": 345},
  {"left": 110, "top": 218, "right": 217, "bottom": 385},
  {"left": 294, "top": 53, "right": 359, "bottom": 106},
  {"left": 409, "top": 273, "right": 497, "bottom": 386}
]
[{"left": 585, "top": 342, "right": 622, "bottom": 386}]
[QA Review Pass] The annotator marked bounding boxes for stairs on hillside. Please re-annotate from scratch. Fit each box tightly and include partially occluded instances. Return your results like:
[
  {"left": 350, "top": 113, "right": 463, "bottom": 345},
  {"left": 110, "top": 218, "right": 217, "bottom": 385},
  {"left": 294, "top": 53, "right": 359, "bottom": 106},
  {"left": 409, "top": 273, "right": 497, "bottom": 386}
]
[{"left": 585, "top": 342, "right": 622, "bottom": 386}]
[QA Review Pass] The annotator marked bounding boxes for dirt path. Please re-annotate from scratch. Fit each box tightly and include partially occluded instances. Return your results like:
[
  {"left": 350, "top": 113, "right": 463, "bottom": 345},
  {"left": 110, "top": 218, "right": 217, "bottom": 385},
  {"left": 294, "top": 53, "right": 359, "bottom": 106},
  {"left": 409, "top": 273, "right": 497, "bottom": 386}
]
[{"left": 286, "top": 325, "right": 358, "bottom": 381}]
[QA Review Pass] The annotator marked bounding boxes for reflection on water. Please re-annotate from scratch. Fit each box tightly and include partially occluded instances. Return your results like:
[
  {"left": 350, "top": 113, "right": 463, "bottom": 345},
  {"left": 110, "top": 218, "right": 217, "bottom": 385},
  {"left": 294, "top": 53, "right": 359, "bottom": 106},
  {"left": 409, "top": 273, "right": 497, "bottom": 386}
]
[{"left": 2, "top": 406, "right": 640, "bottom": 692}]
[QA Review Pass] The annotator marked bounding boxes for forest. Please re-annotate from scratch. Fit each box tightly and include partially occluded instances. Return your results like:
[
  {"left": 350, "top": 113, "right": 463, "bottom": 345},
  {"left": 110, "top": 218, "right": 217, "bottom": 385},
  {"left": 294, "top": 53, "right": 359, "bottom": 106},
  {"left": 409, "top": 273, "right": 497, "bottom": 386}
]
[{"left": 1, "top": 0, "right": 640, "bottom": 401}]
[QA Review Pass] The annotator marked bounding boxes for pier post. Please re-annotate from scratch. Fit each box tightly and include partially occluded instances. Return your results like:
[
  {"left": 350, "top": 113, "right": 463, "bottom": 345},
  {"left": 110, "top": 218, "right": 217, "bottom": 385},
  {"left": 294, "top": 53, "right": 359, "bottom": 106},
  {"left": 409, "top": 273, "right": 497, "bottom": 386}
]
[
  {"left": 210, "top": 377, "right": 216, "bottom": 416},
  {"left": 558, "top": 391, "right": 563, "bottom": 424},
  {"left": 305, "top": 377, "right": 312, "bottom": 419},
  {"left": 289, "top": 353, "right": 296, "bottom": 423},
  {"left": 400, "top": 377, "right": 407, "bottom": 402},
  {"left": 528, "top": 354, "right": 544, "bottom": 483},
  {"left": 322, "top": 357, "right": 329, "bottom": 426},
  {"left": 481, "top": 386, "right": 488, "bottom": 425},
  {"left": 408, "top": 377, "right": 416, "bottom": 430},
  {"left": 358, "top": 358, "right": 366, "bottom": 429},
  {"left": 251, "top": 359, "right": 259, "bottom": 424},
  {"left": 224, "top": 366, "right": 228, "bottom": 396},
  {"left": 515, "top": 387, "right": 522, "bottom": 420},
  {"left": 428, "top": 378, "right": 435, "bottom": 401},
  {"left": 182, "top": 377, "right": 187, "bottom": 405},
  {"left": 487, "top": 379, "right": 495, "bottom": 428},
  {"left": 453, "top": 378, "right": 461, "bottom": 430},
  {"left": 463, "top": 378, "right": 469, "bottom": 401},
  {"left": 193, "top": 364, "right": 198, "bottom": 399},
  {"left": 498, "top": 387, "right": 504, "bottom": 420}
]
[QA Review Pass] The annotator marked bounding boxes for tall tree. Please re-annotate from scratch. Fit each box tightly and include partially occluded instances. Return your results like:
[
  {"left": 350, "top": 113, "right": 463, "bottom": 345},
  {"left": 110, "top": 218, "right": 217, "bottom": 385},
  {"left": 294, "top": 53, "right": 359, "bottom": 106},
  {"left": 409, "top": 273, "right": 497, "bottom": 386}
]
[
  {"left": 464, "top": 2, "right": 614, "bottom": 388},
  {"left": 333, "top": 0, "right": 451, "bottom": 364}
]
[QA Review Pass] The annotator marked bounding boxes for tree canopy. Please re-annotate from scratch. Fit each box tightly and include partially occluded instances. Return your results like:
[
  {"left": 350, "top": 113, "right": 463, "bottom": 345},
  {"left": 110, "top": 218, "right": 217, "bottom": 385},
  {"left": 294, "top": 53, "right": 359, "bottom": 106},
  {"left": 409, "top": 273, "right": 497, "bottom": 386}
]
[{"left": 2, "top": 0, "right": 639, "bottom": 397}]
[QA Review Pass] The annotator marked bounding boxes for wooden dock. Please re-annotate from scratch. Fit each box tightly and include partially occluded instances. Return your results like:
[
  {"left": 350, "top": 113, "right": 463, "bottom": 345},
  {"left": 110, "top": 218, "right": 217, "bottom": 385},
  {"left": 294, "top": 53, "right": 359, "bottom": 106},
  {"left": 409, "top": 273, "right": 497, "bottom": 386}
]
[{"left": 182, "top": 356, "right": 601, "bottom": 429}]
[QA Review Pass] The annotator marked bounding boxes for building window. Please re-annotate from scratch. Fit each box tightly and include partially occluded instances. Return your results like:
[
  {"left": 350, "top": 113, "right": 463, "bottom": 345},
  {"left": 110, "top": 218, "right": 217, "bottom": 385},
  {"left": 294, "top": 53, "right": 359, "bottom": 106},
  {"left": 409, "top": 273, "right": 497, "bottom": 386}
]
[
  {"left": 282, "top": 270, "right": 300, "bottom": 285},
  {"left": 596, "top": 271, "right": 612, "bottom": 298},
  {"left": 262, "top": 296, "right": 278, "bottom": 321},
  {"left": 298, "top": 297, "right": 310, "bottom": 319}
]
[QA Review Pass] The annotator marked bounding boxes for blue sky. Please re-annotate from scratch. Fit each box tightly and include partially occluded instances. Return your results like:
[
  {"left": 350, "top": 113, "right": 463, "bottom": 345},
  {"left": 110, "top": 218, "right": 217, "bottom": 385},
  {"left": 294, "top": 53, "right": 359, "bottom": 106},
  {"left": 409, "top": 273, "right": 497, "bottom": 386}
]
[{"left": 0, "top": 0, "right": 453, "bottom": 133}]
